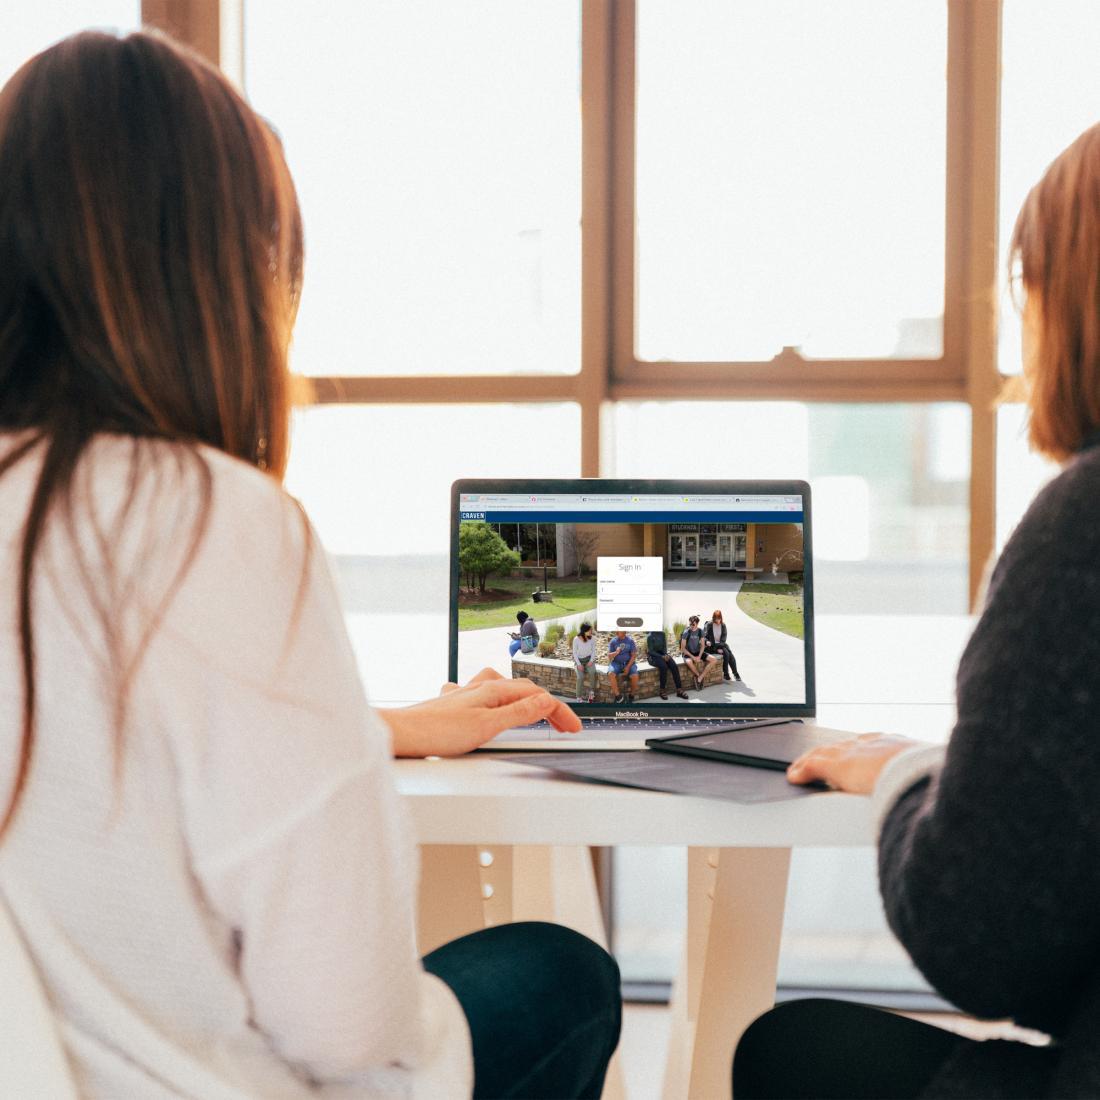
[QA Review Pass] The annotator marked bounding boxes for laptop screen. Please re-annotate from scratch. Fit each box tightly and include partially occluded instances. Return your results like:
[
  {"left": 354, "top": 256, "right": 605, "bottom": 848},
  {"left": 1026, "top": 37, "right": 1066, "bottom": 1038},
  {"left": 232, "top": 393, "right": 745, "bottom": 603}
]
[{"left": 451, "top": 484, "right": 812, "bottom": 714}]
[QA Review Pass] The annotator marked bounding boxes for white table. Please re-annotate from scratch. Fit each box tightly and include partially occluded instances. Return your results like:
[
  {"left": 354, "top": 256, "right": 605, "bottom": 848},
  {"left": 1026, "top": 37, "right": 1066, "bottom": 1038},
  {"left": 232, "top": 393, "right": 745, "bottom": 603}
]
[{"left": 396, "top": 703, "right": 955, "bottom": 1100}]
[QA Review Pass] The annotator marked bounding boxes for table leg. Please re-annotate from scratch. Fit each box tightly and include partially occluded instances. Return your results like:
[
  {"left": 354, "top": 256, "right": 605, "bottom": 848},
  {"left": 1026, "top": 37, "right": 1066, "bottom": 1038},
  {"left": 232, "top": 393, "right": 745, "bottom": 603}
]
[
  {"left": 416, "top": 845, "right": 485, "bottom": 955},
  {"left": 662, "top": 847, "right": 792, "bottom": 1100}
]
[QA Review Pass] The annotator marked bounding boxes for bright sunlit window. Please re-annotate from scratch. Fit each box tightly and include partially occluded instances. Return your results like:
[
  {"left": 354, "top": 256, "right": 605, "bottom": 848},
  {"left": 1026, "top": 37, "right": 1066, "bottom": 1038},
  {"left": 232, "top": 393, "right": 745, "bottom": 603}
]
[
  {"left": 611, "top": 401, "right": 969, "bottom": 617},
  {"left": 635, "top": 0, "right": 947, "bottom": 362},
  {"left": 0, "top": 2, "right": 138, "bottom": 86},
  {"left": 999, "top": 0, "right": 1100, "bottom": 377},
  {"left": 245, "top": 1, "right": 582, "bottom": 378}
]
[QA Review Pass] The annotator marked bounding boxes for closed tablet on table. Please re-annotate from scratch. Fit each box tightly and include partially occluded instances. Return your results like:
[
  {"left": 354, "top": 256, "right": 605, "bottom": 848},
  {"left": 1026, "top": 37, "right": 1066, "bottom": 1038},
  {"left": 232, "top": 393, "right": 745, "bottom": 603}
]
[{"left": 647, "top": 722, "right": 853, "bottom": 771}]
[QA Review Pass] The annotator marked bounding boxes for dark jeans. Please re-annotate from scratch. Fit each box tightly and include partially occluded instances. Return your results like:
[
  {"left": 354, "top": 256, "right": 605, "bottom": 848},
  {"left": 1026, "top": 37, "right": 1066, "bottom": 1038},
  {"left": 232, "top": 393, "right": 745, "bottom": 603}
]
[
  {"left": 650, "top": 653, "right": 682, "bottom": 692},
  {"left": 423, "top": 921, "right": 621, "bottom": 1099},
  {"left": 706, "top": 643, "right": 740, "bottom": 679},
  {"left": 735, "top": 998, "right": 1063, "bottom": 1099},
  {"left": 733, "top": 998, "right": 968, "bottom": 1099}
]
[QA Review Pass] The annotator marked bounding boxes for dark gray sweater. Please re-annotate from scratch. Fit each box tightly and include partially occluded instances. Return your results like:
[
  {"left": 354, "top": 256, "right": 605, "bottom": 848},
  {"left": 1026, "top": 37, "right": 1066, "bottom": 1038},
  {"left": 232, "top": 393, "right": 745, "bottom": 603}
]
[{"left": 878, "top": 438, "right": 1100, "bottom": 1098}]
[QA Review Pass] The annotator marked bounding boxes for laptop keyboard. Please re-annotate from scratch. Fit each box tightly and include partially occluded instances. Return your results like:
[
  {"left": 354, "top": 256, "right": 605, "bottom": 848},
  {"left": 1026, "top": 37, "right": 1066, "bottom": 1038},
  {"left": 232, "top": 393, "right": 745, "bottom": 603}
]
[{"left": 515, "top": 717, "right": 800, "bottom": 734}]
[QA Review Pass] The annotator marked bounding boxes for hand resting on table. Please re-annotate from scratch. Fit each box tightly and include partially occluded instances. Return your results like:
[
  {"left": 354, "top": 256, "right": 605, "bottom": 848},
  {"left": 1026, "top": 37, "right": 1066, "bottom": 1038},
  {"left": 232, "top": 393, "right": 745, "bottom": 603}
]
[{"left": 786, "top": 732, "right": 922, "bottom": 795}]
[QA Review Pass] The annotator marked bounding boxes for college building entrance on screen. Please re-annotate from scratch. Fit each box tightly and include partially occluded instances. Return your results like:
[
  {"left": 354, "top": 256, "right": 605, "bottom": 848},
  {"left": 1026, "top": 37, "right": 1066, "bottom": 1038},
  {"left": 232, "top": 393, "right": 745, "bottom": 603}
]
[{"left": 667, "top": 523, "right": 748, "bottom": 571}]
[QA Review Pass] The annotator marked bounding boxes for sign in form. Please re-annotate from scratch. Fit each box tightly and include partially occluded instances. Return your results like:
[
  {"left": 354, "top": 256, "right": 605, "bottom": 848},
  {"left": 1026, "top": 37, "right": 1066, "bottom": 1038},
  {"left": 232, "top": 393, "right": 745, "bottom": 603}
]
[{"left": 596, "top": 556, "right": 664, "bottom": 631}]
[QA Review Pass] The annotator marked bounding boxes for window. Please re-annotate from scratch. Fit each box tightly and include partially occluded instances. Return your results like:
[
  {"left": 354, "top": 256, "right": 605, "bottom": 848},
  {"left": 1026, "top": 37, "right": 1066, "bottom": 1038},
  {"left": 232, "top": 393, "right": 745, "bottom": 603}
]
[
  {"left": 0, "top": 2, "right": 139, "bottom": 86},
  {"left": 634, "top": 0, "right": 948, "bottom": 363},
  {"left": 245, "top": 2, "right": 582, "bottom": 378},
  {"left": 612, "top": 402, "right": 969, "bottom": 621},
  {"left": 998, "top": 0, "right": 1100, "bottom": 376},
  {"left": 285, "top": 403, "right": 580, "bottom": 701}
]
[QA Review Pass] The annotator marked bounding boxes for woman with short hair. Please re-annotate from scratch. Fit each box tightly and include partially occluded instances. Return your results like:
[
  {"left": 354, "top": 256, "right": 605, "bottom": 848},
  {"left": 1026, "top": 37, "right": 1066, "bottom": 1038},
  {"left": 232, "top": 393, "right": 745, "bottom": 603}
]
[
  {"left": 0, "top": 31, "right": 617, "bottom": 1099},
  {"left": 733, "top": 122, "right": 1100, "bottom": 1100},
  {"left": 679, "top": 615, "right": 707, "bottom": 690}
]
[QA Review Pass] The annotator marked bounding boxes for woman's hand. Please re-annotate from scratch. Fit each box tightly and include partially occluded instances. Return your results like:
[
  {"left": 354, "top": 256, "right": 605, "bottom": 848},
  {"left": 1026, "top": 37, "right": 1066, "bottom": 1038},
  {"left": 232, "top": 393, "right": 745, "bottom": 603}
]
[
  {"left": 786, "top": 732, "right": 920, "bottom": 794},
  {"left": 379, "top": 668, "right": 582, "bottom": 758}
]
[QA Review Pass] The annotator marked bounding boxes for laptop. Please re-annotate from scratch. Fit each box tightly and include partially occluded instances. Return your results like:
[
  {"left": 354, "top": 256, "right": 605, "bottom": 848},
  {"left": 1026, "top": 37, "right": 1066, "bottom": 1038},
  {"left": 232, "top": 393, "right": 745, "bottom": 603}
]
[{"left": 449, "top": 479, "right": 815, "bottom": 750}]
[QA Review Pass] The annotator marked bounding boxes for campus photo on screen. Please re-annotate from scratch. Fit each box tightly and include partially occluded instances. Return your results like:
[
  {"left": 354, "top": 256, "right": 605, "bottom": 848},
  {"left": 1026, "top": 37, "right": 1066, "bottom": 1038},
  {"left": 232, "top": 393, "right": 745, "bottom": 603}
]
[{"left": 456, "top": 492, "right": 806, "bottom": 705}]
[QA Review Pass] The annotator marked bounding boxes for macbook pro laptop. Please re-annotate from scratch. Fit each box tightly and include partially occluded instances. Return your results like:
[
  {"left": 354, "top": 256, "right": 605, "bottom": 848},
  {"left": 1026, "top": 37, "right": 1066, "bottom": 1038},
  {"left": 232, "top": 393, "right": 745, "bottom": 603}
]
[{"left": 449, "top": 479, "right": 815, "bottom": 750}]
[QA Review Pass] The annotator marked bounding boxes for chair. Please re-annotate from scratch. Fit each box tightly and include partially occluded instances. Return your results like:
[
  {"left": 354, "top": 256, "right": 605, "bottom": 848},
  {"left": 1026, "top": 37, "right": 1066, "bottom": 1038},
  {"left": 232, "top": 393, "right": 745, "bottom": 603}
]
[{"left": 0, "top": 889, "right": 79, "bottom": 1098}]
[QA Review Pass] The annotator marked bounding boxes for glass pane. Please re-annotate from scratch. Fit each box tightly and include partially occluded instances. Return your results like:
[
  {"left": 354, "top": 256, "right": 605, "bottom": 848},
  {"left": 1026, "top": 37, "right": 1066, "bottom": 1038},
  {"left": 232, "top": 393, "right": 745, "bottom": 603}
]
[
  {"left": 245, "top": 2, "right": 581, "bottom": 377},
  {"left": 613, "top": 402, "right": 969, "bottom": 631},
  {"left": 635, "top": 1, "right": 947, "bottom": 362},
  {"left": 285, "top": 403, "right": 580, "bottom": 702},
  {"left": 0, "top": 2, "right": 139, "bottom": 87},
  {"left": 612, "top": 401, "right": 969, "bottom": 990},
  {"left": 999, "top": 1, "right": 1100, "bottom": 375}
]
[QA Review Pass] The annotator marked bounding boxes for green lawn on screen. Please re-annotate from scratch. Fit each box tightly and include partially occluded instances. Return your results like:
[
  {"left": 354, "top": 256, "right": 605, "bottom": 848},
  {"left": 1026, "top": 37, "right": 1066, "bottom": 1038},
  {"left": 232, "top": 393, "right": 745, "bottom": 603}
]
[
  {"left": 736, "top": 583, "right": 804, "bottom": 639},
  {"left": 458, "top": 576, "right": 598, "bottom": 631}
]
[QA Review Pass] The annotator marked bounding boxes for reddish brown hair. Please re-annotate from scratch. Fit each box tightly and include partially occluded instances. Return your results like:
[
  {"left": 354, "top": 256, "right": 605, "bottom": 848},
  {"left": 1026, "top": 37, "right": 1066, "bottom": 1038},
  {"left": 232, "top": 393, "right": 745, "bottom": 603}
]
[
  {"left": 0, "top": 31, "right": 304, "bottom": 836},
  {"left": 1010, "top": 124, "right": 1100, "bottom": 461}
]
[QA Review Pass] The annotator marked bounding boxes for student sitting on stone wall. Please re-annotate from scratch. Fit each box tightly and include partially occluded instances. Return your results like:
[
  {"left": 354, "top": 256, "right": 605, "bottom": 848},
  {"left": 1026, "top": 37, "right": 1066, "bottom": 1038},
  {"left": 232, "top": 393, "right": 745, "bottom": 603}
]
[
  {"left": 572, "top": 622, "right": 597, "bottom": 702},
  {"left": 646, "top": 629, "right": 688, "bottom": 700},
  {"left": 703, "top": 609, "right": 741, "bottom": 682},
  {"left": 507, "top": 610, "right": 540, "bottom": 657},
  {"left": 607, "top": 631, "right": 640, "bottom": 704},
  {"left": 679, "top": 615, "right": 707, "bottom": 690}
]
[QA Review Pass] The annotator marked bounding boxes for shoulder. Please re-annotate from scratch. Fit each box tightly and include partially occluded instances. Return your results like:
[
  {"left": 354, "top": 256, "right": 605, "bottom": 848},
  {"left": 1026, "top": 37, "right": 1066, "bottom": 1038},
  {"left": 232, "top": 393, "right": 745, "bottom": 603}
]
[
  {"left": 990, "top": 448, "right": 1100, "bottom": 594},
  {"left": 80, "top": 437, "right": 320, "bottom": 671},
  {"left": 196, "top": 443, "right": 309, "bottom": 557},
  {"left": 966, "top": 447, "right": 1100, "bottom": 684},
  {"left": 1013, "top": 447, "right": 1100, "bottom": 541},
  {"left": 80, "top": 434, "right": 303, "bottom": 542}
]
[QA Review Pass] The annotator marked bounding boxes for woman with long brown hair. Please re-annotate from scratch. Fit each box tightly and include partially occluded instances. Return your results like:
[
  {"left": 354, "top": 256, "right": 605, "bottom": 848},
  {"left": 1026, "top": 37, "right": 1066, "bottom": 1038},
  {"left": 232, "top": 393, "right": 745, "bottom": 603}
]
[
  {"left": 0, "top": 30, "right": 618, "bottom": 1099},
  {"left": 732, "top": 123, "right": 1100, "bottom": 1099},
  {"left": 702, "top": 608, "right": 740, "bottom": 683}
]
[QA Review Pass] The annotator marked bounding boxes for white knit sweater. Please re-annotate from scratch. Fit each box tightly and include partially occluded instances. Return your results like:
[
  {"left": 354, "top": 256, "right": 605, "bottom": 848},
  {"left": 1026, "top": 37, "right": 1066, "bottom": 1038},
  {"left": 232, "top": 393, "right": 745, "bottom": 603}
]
[{"left": 0, "top": 434, "right": 471, "bottom": 1099}]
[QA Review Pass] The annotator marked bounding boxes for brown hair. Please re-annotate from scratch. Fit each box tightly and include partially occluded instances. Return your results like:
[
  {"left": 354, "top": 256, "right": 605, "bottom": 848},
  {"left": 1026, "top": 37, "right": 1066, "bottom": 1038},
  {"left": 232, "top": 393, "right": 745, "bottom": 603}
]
[
  {"left": 1009, "top": 123, "right": 1100, "bottom": 461},
  {"left": 0, "top": 31, "right": 304, "bottom": 836},
  {"left": 712, "top": 609, "right": 723, "bottom": 621}
]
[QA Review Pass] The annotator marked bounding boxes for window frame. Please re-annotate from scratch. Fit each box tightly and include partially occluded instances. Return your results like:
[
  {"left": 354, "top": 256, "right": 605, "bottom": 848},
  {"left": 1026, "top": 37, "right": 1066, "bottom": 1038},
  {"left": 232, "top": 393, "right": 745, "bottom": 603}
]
[{"left": 147, "top": 0, "right": 1006, "bottom": 609}]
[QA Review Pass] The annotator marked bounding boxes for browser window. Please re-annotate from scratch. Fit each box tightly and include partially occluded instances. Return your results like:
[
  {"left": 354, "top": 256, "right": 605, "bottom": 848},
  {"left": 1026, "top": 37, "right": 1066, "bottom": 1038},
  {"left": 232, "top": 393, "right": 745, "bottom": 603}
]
[{"left": 456, "top": 492, "right": 807, "bottom": 706}]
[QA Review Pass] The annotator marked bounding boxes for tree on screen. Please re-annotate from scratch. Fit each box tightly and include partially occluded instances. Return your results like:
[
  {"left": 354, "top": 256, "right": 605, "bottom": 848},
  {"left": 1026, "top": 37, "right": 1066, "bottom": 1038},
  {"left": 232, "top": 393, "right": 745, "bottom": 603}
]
[
  {"left": 459, "top": 521, "right": 521, "bottom": 592},
  {"left": 563, "top": 526, "right": 600, "bottom": 577}
]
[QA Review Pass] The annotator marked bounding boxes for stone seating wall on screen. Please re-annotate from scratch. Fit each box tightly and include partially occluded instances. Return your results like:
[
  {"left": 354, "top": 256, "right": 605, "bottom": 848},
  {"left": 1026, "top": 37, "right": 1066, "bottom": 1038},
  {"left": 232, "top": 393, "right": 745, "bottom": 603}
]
[{"left": 511, "top": 653, "right": 724, "bottom": 703}]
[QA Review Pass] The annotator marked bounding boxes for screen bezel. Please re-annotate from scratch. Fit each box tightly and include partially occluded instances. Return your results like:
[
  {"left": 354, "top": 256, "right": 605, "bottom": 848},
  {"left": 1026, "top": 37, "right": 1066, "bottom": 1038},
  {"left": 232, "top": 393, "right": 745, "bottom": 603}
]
[{"left": 449, "top": 478, "right": 815, "bottom": 719}]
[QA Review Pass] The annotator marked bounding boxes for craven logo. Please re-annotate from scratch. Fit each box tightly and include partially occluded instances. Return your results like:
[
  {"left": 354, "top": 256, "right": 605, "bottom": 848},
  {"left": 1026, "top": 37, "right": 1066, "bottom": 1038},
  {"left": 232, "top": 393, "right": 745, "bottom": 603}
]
[{"left": 615, "top": 710, "right": 649, "bottom": 719}]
